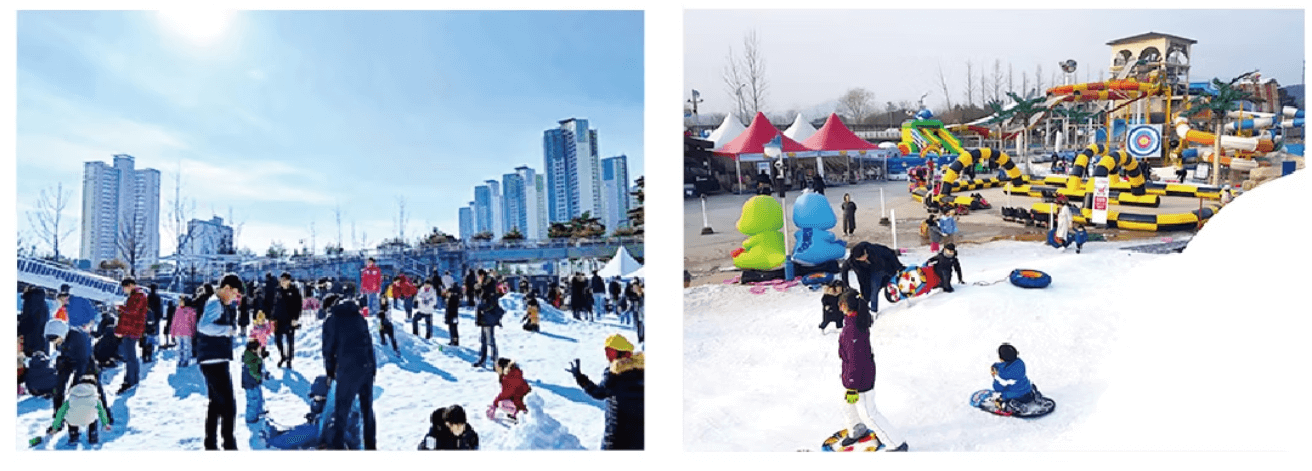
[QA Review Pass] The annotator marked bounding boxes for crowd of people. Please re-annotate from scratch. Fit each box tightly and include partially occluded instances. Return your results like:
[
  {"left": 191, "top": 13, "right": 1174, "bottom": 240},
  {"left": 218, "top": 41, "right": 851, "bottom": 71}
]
[{"left": 17, "top": 257, "right": 646, "bottom": 451}]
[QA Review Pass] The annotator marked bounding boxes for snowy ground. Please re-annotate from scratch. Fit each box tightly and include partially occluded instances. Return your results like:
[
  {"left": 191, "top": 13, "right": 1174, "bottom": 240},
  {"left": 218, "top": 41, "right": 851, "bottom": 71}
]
[
  {"left": 17, "top": 294, "right": 639, "bottom": 451},
  {"left": 685, "top": 169, "right": 1310, "bottom": 454}
]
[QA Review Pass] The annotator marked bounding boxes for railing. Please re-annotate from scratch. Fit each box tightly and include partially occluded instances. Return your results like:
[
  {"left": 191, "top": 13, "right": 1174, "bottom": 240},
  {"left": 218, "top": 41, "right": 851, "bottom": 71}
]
[{"left": 17, "top": 256, "right": 123, "bottom": 303}]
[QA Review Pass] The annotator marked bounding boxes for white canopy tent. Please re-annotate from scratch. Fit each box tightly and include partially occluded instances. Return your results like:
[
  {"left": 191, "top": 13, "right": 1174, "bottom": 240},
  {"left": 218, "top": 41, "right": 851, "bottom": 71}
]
[
  {"left": 783, "top": 114, "right": 817, "bottom": 142},
  {"left": 707, "top": 115, "right": 747, "bottom": 150},
  {"left": 597, "top": 246, "right": 643, "bottom": 278}
]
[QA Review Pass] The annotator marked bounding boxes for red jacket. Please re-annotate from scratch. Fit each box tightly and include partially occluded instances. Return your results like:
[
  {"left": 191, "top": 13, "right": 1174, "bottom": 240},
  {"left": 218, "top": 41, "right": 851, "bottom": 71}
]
[
  {"left": 361, "top": 266, "right": 382, "bottom": 294},
  {"left": 495, "top": 365, "right": 532, "bottom": 412},
  {"left": 117, "top": 290, "right": 149, "bottom": 339},
  {"left": 394, "top": 275, "right": 417, "bottom": 298}
]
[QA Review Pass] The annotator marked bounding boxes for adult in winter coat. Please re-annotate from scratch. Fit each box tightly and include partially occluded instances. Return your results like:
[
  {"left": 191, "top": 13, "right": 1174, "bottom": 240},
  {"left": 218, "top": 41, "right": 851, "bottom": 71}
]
[
  {"left": 570, "top": 273, "right": 590, "bottom": 321},
  {"left": 145, "top": 283, "right": 164, "bottom": 361},
  {"left": 360, "top": 258, "right": 384, "bottom": 317},
  {"left": 809, "top": 171, "right": 826, "bottom": 195},
  {"left": 196, "top": 274, "right": 244, "bottom": 450},
  {"left": 463, "top": 270, "right": 477, "bottom": 307},
  {"left": 414, "top": 280, "right": 438, "bottom": 339},
  {"left": 441, "top": 271, "right": 456, "bottom": 292},
  {"left": 567, "top": 333, "right": 644, "bottom": 450},
  {"left": 835, "top": 290, "right": 906, "bottom": 451},
  {"left": 839, "top": 241, "right": 905, "bottom": 312},
  {"left": 116, "top": 278, "right": 149, "bottom": 393},
  {"left": 271, "top": 273, "right": 303, "bottom": 368},
  {"left": 393, "top": 274, "right": 418, "bottom": 321},
  {"left": 261, "top": 273, "right": 279, "bottom": 319},
  {"left": 590, "top": 271, "right": 607, "bottom": 319},
  {"left": 444, "top": 288, "right": 461, "bottom": 346},
  {"left": 608, "top": 277, "right": 623, "bottom": 314},
  {"left": 926, "top": 243, "right": 964, "bottom": 293},
  {"left": 322, "top": 298, "right": 378, "bottom": 450},
  {"left": 472, "top": 272, "right": 505, "bottom": 369},
  {"left": 18, "top": 286, "right": 50, "bottom": 357},
  {"left": 840, "top": 193, "right": 857, "bottom": 237}
]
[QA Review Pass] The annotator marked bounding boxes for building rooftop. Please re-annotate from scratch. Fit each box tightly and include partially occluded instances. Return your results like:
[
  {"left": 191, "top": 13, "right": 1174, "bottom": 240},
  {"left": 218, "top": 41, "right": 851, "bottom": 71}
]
[{"left": 1107, "top": 32, "right": 1197, "bottom": 46}]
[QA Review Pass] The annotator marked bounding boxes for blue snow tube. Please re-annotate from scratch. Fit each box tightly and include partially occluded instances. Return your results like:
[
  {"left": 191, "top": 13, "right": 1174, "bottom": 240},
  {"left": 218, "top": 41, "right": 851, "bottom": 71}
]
[
  {"left": 1009, "top": 269, "right": 1052, "bottom": 289},
  {"left": 801, "top": 271, "right": 834, "bottom": 287}
]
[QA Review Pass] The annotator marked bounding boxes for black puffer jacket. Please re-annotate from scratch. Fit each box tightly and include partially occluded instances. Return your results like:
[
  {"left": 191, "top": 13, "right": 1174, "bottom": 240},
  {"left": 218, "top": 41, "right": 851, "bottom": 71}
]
[
  {"left": 840, "top": 242, "right": 905, "bottom": 299},
  {"left": 574, "top": 353, "right": 645, "bottom": 450},
  {"left": 18, "top": 289, "right": 50, "bottom": 356},
  {"left": 322, "top": 300, "right": 376, "bottom": 380},
  {"left": 475, "top": 279, "right": 504, "bottom": 327},
  {"left": 273, "top": 284, "right": 304, "bottom": 332}
]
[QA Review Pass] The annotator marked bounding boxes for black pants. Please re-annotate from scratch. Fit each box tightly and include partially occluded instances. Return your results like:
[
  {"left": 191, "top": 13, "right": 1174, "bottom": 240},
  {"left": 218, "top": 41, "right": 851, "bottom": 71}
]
[
  {"left": 819, "top": 313, "right": 844, "bottom": 330},
  {"left": 412, "top": 313, "right": 433, "bottom": 339},
  {"left": 200, "top": 362, "right": 237, "bottom": 450},
  {"left": 446, "top": 319, "right": 459, "bottom": 344},
  {"left": 331, "top": 373, "right": 376, "bottom": 450},
  {"left": 378, "top": 315, "right": 398, "bottom": 351},
  {"left": 275, "top": 329, "right": 295, "bottom": 365},
  {"left": 934, "top": 265, "right": 955, "bottom": 292},
  {"left": 843, "top": 214, "right": 856, "bottom": 235}
]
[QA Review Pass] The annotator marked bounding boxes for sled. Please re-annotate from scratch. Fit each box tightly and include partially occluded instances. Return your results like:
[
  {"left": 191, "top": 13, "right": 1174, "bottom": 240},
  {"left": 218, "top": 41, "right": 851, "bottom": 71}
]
[
  {"left": 819, "top": 427, "right": 882, "bottom": 452},
  {"left": 883, "top": 264, "right": 941, "bottom": 303},
  {"left": 969, "top": 387, "right": 1056, "bottom": 418}
]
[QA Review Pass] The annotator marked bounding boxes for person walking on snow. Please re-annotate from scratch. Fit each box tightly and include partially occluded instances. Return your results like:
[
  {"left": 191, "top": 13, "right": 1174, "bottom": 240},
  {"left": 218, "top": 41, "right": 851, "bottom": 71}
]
[
  {"left": 444, "top": 287, "right": 462, "bottom": 346},
  {"left": 926, "top": 243, "right": 964, "bottom": 293},
  {"left": 393, "top": 274, "right": 418, "bottom": 322},
  {"left": 169, "top": 297, "right": 198, "bottom": 367},
  {"left": 360, "top": 258, "right": 383, "bottom": 316},
  {"left": 567, "top": 333, "right": 645, "bottom": 450},
  {"left": 835, "top": 290, "right": 908, "bottom": 452},
  {"left": 115, "top": 278, "right": 148, "bottom": 394},
  {"left": 272, "top": 273, "right": 303, "bottom": 368},
  {"left": 471, "top": 271, "right": 505, "bottom": 369}
]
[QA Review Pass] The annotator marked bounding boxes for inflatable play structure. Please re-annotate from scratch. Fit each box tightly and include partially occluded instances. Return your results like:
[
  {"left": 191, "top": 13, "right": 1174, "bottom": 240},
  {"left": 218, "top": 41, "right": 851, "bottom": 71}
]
[
  {"left": 899, "top": 110, "right": 969, "bottom": 157},
  {"left": 732, "top": 195, "right": 786, "bottom": 271},
  {"left": 790, "top": 192, "right": 847, "bottom": 266}
]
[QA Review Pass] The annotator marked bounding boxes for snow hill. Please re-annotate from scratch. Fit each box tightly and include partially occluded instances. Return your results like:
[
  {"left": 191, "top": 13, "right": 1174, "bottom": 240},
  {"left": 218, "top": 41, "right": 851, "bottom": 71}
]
[
  {"left": 18, "top": 294, "right": 639, "bottom": 450},
  {"left": 685, "top": 169, "right": 1310, "bottom": 453}
]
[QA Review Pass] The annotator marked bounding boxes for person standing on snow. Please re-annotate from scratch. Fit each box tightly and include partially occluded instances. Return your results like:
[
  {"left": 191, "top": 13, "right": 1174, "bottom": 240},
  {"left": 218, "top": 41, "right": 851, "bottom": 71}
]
[
  {"left": 414, "top": 279, "right": 438, "bottom": 339},
  {"left": 590, "top": 271, "right": 607, "bottom": 321},
  {"left": 18, "top": 285, "right": 50, "bottom": 358},
  {"left": 926, "top": 243, "right": 964, "bottom": 293},
  {"left": 272, "top": 273, "right": 303, "bottom": 368},
  {"left": 360, "top": 258, "right": 383, "bottom": 316},
  {"left": 322, "top": 296, "right": 378, "bottom": 450},
  {"left": 835, "top": 290, "right": 908, "bottom": 452},
  {"left": 445, "top": 286, "right": 462, "bottom": 346},
  {"left": 567, "top": 333, "right": 645, "bottom": 450},
  {"left": 115, "top": 278, "right": 149, "bottom": 394},
  {"left": 840, "top": 193, "right": 857, "bottom": 237},
  {"left": 196, "top": 274, "right": 244, "bottom": 450},
  {"left": 471, "top": 271, "right": 505, "bottom": 369}
]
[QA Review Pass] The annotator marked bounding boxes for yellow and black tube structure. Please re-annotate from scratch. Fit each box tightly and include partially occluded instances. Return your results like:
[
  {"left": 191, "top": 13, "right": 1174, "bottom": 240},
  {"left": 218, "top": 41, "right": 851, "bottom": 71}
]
[
  {"left": 1030, "top": 202, "right": 1222, "bottom": 232},
  {"left": 1066, "top": 143, "right": 1109, "bottom": 190},
  {"left": 1090, "top": 149, "right": 1160, "bottom": 206},
  {"left": 940, "top": 148, "right": 1024, "bottom": 194}
]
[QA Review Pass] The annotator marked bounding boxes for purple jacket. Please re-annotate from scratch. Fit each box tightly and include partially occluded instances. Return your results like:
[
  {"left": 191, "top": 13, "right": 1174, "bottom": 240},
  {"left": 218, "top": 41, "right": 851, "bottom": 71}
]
[{"left": 839, "top": 314, "right": 875, "bottom": 391}]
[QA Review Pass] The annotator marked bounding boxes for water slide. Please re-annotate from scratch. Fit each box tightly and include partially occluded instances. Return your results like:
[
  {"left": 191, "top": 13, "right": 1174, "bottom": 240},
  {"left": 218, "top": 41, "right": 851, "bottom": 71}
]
[
  {"left": 1175, "top": 118, "right": 1276, "bottom": 154},
  {"left": 1223, "top": 107, "right": 1306, "bottom": 132}
]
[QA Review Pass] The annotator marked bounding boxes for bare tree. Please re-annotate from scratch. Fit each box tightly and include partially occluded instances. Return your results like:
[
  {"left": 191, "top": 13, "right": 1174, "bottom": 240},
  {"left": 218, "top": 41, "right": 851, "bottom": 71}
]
[
  {"left": 334, "top": 204, "right": 343, "bottom": 248},
  {"left": 1007, "top": 63, "right": 1015, "bottom": 97},
  {"left": 26, "top": 182, "right": 76, "bottom": 261},
  {"left": 838, "top": 88, "right": 876, "bottom": 123},
  {"left": 991, "top": 59, "right": 1005, "bottom": 105},
  {"left": 936, "top": 65, "right": 954, "bottom": 119},
  {"left": 117, "top": 212, "right": 149, "bottom": 277},
  {"left": 1035, "top": 63, "right": 1045, "bottom": 93},
  {"left": 964, "top": 60, "right": 977, "bottom": 108},
  {"left": 723, "top": 30, "right": 769, "bottom": 123}
]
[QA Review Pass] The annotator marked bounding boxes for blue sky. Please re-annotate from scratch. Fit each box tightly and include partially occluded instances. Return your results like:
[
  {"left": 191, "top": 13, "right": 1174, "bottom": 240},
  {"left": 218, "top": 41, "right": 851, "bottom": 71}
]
[
  {"left": 17, "top": 10, "right": 644, "bottom": 256},
  {"left": 685, "top": 9, "right": 1304, "bottom": 119}
]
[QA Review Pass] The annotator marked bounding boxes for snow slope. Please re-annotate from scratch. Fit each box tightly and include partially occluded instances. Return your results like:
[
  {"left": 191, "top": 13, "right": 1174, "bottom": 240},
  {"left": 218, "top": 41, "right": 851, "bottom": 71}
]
[
  {"left": 685, "top": 169, "right": 1310, "bottom": 453},
  {"left": 18, "top": 294, "right": 639, "bottom": 450}
]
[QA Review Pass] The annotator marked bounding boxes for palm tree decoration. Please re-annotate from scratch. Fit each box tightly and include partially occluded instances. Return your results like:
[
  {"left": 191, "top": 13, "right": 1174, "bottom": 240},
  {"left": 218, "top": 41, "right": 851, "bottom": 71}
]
[{"left": 1186, "top": 71, "right": 1261, "bottom": 186}]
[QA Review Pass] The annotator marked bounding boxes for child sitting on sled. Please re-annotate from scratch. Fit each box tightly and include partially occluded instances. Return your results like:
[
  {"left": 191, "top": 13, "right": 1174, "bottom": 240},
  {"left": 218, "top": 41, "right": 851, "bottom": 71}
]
[
  {"left": 489, "top": 358, "right": 531, "bottom": 423},
  {"left": 986, "top": 343, "right": 1052, "bottom": 416}
]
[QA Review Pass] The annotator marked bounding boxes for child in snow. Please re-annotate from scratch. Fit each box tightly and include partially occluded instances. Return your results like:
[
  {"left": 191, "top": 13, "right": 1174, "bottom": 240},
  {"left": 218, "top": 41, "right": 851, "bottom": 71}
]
[
  {"left": 522, "top": 294, "right": 541, "bottom": 332},
  {"left": 818, "top": 280, "right": 845, "bottom": 332},
  {"left": 926, "top": 243, "right": 964, "bottom": 293},
  {"left": 414, "top": 280, "right": 438, "bottom": 339},
  {"left": 169, "top": 296, "right": 197, "bottom": 367},
  {"left": 444, "top": 288, "right": 461, "bottom": 347},
  {"left": 250, "top": 310, "right": 274, "bottom": 350},
  {"left": 24, "top": 349, "right": 58, "bottom": 398},
  {"left": 419, "top": 405, "right": 479, "bottom": 450},
  {"left": 835, "top": 289, "right": 907, "bottom": 452},
  {"left": 923, "top": 212, "right": 942, "bottom": 252},
  {"left": 45, "top": 374, "right": 111, "bottom": 445},
  {"left": 991, "top": 343, "right": 1036, "bottom": 412},
  {"left": 377, "top": 297, "right": 399, "bottom": 354},
  {"left": 242, "top": 339, "right": 270, "bottom": 423},
  {"left": 490, "top": 358, "right": 531, "bottom": 422}
]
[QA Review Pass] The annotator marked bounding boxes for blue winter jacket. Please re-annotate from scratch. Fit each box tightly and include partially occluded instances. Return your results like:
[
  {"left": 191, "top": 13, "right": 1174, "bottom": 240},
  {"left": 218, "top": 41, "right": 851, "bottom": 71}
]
[
  {"left": 57, "top": 328, "right": 93, "bottom": 380},
  {"left": 24, "top": 351, "right": 59, "bottom": 393},
  {"left": 992, "top": 359, "right": 1032, "bottom": 400},
  {"left": 322, "top": 301, "right": 376, "bottom": 379},
  {"left": 938, "top": 215, "right": 957, "bottom": 235},
  {"left": 195, "top": 297, "right": 237, "bottom": 363}
]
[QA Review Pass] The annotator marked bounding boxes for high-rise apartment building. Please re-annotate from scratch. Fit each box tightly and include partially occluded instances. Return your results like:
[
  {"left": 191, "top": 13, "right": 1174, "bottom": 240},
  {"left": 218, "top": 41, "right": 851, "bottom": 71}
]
[
  {"left": 601, "top": 154, "right": 631, "bottom": 232},
  {"left": 80, "top": 154, "right": 160, "bottom": 269},
  {"left": 458, "top": 205, "right": 474, "bottom": 241},
  {"left": 543, "top": 118, "right": 604, "bottom": 223}
]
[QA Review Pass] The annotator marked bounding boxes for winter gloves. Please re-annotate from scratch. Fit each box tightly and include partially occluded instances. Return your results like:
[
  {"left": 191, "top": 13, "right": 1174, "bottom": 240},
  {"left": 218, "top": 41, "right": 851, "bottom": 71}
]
[
  {"left": 845, "top": 389, "right": 860, "bottom": 404},
  {"left": 566, "top": 359, "right": 582, "bottom": 378}
]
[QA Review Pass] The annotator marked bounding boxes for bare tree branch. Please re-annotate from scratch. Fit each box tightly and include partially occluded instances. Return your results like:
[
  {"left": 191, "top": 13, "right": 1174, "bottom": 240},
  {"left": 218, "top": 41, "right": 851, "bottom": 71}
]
[
  {"left": 26, "top": 182, "right": 76, "bottom": 261},
  {"left": 838, "top": 88, "right": 876, "bottom": 123}
]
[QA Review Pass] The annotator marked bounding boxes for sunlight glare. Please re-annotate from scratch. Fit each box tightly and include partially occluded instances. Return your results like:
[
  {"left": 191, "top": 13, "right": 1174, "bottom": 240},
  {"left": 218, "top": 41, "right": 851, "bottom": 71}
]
[{"left": 156, "top": 10, "right": 234, "bottom": 46}]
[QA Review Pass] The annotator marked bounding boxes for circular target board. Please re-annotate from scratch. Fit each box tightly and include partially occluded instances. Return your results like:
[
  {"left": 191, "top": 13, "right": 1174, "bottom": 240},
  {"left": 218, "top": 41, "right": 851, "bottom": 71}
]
[{"left": 1126, "top": 125, "right": 1161, "bottom": 158}]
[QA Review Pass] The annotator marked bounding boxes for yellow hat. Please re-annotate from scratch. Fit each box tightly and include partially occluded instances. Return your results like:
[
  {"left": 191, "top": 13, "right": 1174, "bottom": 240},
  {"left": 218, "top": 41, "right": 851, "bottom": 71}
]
[{"left": 604, "top": 333, "right": 634, "bottom": 352}]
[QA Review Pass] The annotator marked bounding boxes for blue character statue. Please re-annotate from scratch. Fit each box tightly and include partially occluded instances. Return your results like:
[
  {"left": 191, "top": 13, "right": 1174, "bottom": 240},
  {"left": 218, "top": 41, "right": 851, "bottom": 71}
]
[{"left": 791, "top": 191, "right": 847, "bottom": 266}]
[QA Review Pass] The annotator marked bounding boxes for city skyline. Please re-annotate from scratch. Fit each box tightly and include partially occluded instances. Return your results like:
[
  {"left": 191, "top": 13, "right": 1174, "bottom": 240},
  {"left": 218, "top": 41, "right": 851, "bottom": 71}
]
[{"left": 16, "top": 10, "right": 644, "bottom": 258}]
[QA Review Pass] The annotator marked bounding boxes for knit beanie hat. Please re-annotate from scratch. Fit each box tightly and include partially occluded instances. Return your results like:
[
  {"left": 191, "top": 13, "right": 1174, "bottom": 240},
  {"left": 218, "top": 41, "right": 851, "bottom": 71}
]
[
  {"left": 44, "top": 319, "right": 69, "bottom": 341},
  {"left": 998, "top": 343, "right": 1019, "bottom": 362}
]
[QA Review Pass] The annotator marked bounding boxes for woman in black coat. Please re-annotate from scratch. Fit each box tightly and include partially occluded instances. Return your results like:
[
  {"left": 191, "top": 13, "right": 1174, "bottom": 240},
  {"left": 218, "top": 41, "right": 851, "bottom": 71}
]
[{"left": 568, "top": 335, "right": 644, "bottom": 450}]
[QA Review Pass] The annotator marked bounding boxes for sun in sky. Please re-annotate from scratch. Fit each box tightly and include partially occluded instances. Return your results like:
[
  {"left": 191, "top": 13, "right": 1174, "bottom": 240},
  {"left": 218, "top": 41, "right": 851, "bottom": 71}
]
[{"left": 156, "top": 10, "right": 235, "bottom": 46}]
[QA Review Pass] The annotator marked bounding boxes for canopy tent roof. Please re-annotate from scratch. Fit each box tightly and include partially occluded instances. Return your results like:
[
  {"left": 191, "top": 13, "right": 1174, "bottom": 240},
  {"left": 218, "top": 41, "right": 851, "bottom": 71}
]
[
  {"left": 597, "top": 246, "right": 643, "bottom": 278},
  {"left": 783, "top": 114, "right": 817, "bottom": 142},
  {"left": 802, "top": 113, "right": 880, "bottom": 153},
  {"left": 706, "top": 114, "right": 747, "bottom": 150},
  {"left": 714, "top": 112, "right": 811, "bottom": 158},
  {"left": 626, "top": 266, "right": 645, "bottom": 279}
]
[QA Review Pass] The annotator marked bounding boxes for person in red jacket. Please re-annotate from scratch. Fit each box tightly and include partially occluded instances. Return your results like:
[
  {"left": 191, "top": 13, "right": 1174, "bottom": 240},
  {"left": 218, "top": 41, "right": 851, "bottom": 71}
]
[
  {"left": 393, "top": 274, "right": 418, "bottom": 322},
  {"left": 116, "top": 278, "right": 148, "bottom": 394},
  {"left": 360, "top": 258, "right": 383, "bottom": 316},
  {"left": 489, "top": 358, "right": 531, "bottom": 422}
]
